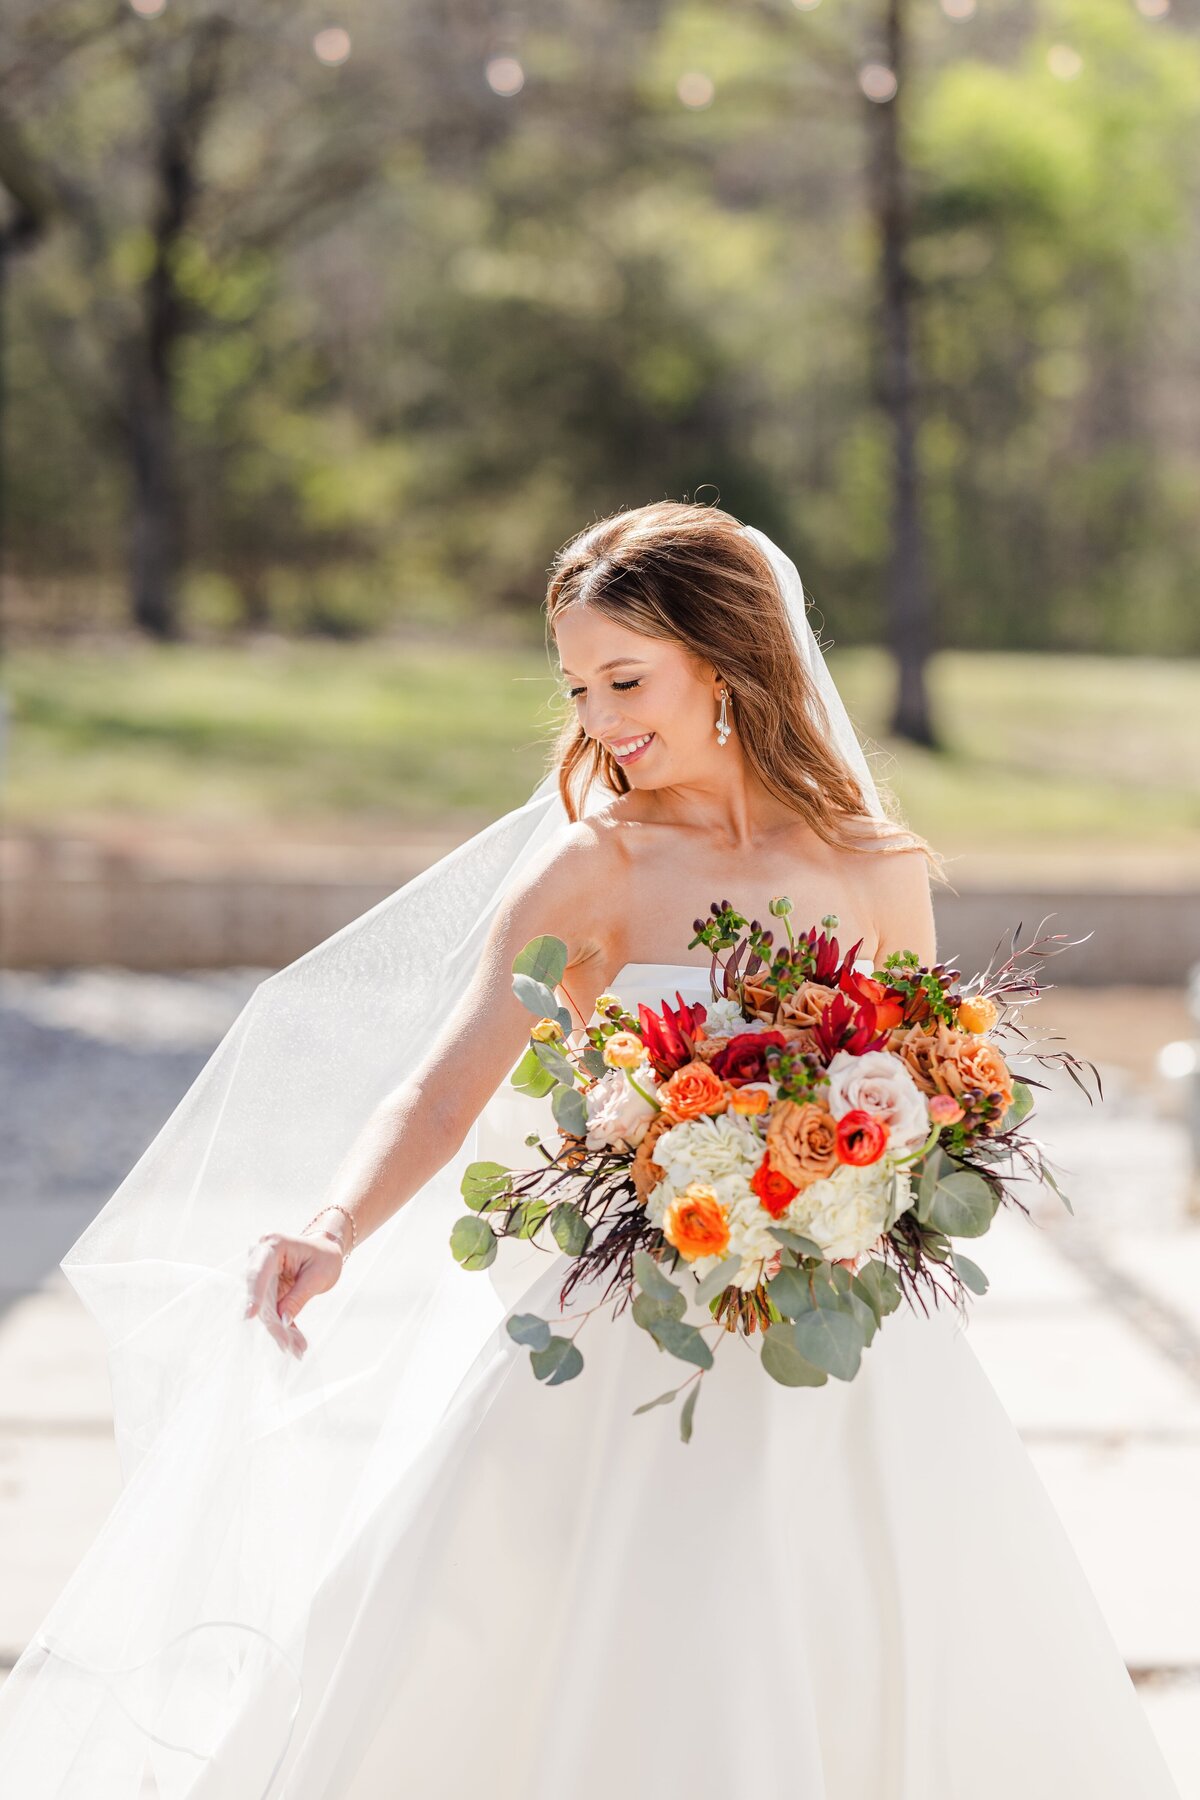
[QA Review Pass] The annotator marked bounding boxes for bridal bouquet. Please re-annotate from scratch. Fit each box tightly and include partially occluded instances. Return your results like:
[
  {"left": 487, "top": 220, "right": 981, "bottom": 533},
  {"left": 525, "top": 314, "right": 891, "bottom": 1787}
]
[{"left": 449, "top": 898, "right": 1097, "bottom": 1440}]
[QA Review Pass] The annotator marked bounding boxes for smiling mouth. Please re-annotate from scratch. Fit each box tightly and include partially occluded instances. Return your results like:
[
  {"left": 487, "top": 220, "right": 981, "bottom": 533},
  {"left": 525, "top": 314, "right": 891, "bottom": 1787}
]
[{"left": 609, "top": 732, "right": 655, "bottom": 766}]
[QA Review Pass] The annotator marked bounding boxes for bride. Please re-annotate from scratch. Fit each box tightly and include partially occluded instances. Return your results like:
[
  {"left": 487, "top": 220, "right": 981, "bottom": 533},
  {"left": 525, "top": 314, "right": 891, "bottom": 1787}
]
[{"left": 0, "top": 501, "right": 1181, "bottom": 1798}]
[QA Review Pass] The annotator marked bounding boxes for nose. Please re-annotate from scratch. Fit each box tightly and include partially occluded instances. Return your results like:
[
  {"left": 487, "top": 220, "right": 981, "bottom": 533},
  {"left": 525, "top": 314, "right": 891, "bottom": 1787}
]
[{"left": 582, "top": 693, "right": 626, "bottom": 742}]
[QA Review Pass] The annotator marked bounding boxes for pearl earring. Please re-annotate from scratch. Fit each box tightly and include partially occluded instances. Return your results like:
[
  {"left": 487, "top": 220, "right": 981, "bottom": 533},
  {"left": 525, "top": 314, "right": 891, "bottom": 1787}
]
[{"left": 715, "top": 687, "right": 731, "bottom": 746}]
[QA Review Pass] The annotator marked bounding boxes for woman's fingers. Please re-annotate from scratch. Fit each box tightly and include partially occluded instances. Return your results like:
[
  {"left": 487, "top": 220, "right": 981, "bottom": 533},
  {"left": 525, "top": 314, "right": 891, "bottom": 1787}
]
[{"left": 244, "top": 1238, "right": 305, "bottom": 1358}]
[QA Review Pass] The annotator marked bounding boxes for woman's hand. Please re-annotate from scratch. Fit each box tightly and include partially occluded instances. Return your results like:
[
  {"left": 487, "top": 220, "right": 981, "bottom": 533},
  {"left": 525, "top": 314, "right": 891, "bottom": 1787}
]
[{"left": 244, "top": 1231, "right": 344, "bottom": 1359}]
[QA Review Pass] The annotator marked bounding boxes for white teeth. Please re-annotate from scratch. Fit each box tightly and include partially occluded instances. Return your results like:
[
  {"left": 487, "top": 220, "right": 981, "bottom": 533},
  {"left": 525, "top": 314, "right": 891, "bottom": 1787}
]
[{"left": 612, "top": 733, "right": 652, "bottom": 755}]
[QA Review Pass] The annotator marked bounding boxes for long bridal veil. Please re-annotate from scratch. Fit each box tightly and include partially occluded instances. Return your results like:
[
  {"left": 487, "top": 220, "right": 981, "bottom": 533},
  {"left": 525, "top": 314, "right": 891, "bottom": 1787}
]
[{"left": 0, "top": 524, "right": 888, "bottom": 1796}]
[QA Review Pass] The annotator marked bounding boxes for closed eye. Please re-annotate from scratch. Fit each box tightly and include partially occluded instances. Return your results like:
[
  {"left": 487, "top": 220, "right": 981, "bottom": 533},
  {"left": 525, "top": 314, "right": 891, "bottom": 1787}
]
[{"left": 566, "top": 678, "right": 642, "bottom": 700}]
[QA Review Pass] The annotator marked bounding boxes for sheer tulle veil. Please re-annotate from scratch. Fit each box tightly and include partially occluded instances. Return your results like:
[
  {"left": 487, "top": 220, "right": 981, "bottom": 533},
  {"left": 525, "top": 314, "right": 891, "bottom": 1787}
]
[{"left": 0, "top": 525, "right": 887, "bottom": 1795}]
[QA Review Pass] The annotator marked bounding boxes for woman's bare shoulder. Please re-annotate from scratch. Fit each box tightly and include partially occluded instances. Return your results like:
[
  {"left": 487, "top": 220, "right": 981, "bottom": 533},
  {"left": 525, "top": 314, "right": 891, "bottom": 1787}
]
[{"left": 851, "top": 835, "right": 937, "bottom": 966}]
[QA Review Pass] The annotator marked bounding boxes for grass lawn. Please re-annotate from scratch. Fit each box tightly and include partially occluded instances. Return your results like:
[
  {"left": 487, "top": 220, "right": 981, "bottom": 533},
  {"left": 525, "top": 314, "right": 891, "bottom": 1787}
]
[{"left": 5, "top": 639, "right": 1198, "bottom": 878}]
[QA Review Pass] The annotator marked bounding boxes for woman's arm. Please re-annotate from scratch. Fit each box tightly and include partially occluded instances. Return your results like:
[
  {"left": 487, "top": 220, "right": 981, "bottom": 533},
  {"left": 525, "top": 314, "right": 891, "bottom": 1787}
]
[
  {"left": 246, "top": 824, "right": 610, "bottom": 1352},
  {"left": 869, "top": 847, "right": 939, "bottom": 969}
]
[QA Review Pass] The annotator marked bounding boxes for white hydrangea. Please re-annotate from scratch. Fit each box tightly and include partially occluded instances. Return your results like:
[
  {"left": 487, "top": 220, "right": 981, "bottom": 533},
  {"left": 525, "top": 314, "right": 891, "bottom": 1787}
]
[
  {"left": 704, "top": 995, "right": 762, "bottom": 1039},
  {"left": 779, "top": 1159, "right": 912, "bottom": 1262}
]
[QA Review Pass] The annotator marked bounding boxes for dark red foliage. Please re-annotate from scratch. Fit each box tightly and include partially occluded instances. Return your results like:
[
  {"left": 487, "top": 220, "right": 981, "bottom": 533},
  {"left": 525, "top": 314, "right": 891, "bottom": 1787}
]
[{"left": 810, "top": 990, "right": 891, "bottom": 1060}]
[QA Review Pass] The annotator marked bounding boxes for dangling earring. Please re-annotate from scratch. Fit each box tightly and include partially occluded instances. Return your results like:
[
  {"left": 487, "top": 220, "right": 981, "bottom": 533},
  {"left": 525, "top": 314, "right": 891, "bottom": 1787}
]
[{"left": 715, "top": 686, "right": 731, "bottom": 746}]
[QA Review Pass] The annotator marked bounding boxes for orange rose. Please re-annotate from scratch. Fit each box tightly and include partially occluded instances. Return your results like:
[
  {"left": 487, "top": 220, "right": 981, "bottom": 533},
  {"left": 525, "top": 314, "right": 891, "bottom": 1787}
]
[
  {"left": 663, "top": 1183, "right": 731, "bottom": 1262},
  {"left": 765, "top": 1099, "right": 840, "bottom": 1190},
  {"left": 660, "top": 1059, "right": 729, "bottom": 1121}
]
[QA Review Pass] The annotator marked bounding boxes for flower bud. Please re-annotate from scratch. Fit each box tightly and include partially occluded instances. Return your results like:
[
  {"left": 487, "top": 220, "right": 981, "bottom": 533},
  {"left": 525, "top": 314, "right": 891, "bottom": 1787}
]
[{"left": 531, "top": 1017, "right": 564, "bottom": 1042}]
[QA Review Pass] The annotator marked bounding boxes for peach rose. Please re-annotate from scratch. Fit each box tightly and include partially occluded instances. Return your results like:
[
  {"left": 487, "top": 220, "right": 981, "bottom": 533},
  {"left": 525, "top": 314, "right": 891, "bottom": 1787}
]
[
  {"left": 631, "top": 1109, "right": 680, "bottom": 1203},
  {"left": 779, "top": 981, "right": 841, "bottom": 1030},
  {"left": 765, "top": 1099, "right": 840, "bottom": 1191},
  {"left": 659, "top": 1059, "right": 729, "bottom": 1121},
  {"left": 662, "top": 1183, "right": 731, "bottom": 1262},
  {"left": 895, "top": 1020, "right": 1014, "bottom": 1122}
]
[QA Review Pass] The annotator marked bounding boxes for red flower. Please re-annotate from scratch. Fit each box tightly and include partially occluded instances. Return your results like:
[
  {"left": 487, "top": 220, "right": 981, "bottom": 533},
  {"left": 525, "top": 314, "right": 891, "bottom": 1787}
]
[
  {"left": 751, "top": 1153, "right": 799, "bottom": 1218},
  {"left": 840, "top": 968, "right": 906, "bottom": 1032},
  {"left": 709, "top": 1030, "right": 788, "bottom": 1087},
  {"left": 811, "top": 991, "right": 892, "bottom": 1061},
  {"left": 636, "top": 992, "right": 708, "bottom": 1077},
  {"left": 835, "top": 1108, "right": 889, "bottom": 1166}
]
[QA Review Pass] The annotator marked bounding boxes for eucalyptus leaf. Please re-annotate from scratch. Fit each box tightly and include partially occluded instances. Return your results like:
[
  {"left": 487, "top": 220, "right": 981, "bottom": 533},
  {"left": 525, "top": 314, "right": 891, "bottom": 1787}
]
[
  {"left": 919, "top": 1166, "right": 997, "bottom": 1239},
  {"left": 766, "top": 1264, "right": 817, "bottom": 1319},
  {"left": 647, "top": 1316, "right": 714, "bottom": 1369},
  {"left": 761, "top": 1323, "right": 829, "bottom": 1387},
  {"left": 506, "top": 1313, "right": 551, "bottom": 1351},
  {"left": 679, "top": 1382, "right": 700, "bottom": 1443},
  {"left": 532, "top": 1039, "right": 577, "bottom": 1086},
  {"left": 510, "top": 1046, "right": 557, "bottom": 1099},
  {"left": 633, "top": 1385, "right": 683, "bottom": 1415},
  {"left": 551, "top": 1083, "right": 587, "bottom": 1137},
  {"left": 632, "top": 1289, "right": 687, "bottom": 1330},
  {"left": 790, "top": 1306, "right": 865, "bottom": 1380},
  {"left": 580, "top": 1047, "right": 608, "bottom": 1080},
  {"left": 449, "top": 1214, "right": 498, "bottom": 1271},
  {"left": 950, "top": 1251, "right": 989, "bottom": 1295},
  {"left": 845, "top": 1289, "right": 879, "bottom": 1344},
  {"left": 551, "top": 1201, "right": 590, "bottom": 1256},
  {"left": 511, "top": 1198, "right": 551, "bottom": 1240},
  {"left": 512, "top": 934, "right": 568, "bottom": 989},
  {"left": 855, "top": 1260, "right": 903, "bottom": 1317},
  {"left": 529, "top": 1335, "right": 584, "bottom": 1385},
  {"left": 1040, "top": 1161, "right": 1074, "bottom": 1216},
  {"left": 460, "top": 1161, "right": 511, "bottom": 1213},
  {"left": 693, "top": 1255, "right": 742, "bottom": 1306},
  {"left": 513, "top": 972, "right": 571, "bottom": 1035},
  {"left": 1000, "top": 1079, "right": 1035, "bottom": 1132},
  {"left": 633, "top": 1249, "right": 681, "bottom": 1303},
  {"left": 768, "top": 1226, "right": 824, "bottom": 1259}
]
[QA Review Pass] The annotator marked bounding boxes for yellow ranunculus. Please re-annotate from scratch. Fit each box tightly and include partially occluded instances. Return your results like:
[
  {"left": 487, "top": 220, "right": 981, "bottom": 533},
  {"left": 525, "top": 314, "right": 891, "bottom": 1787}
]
[
  {"left": 603, "top": 1030, "right": 648, "bottom": 1069},
  {"left": 595, "top": 993, "right": 623, "bottom": 1015},
  {"left": 531, "top": 1018, "right": 564, "bottom": 1043}
]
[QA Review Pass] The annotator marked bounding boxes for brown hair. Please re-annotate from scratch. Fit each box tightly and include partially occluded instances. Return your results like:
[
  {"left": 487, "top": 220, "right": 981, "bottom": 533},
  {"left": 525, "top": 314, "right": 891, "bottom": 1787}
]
[{"left": 544, "top": 499, "right": 948, "bottom": 883}]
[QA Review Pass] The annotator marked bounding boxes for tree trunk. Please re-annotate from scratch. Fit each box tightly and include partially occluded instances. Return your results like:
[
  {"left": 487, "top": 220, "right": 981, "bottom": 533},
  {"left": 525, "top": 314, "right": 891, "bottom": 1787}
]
[
  {"left": 867, "top": 0, "right": 940, "bottom": 748},
  {"left": 128, "top": 364, "right": 182, "bottom": 640}
]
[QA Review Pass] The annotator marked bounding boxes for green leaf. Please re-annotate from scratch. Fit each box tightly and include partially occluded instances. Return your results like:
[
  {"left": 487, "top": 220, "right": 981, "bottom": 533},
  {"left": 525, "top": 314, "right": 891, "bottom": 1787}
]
[
  {"left": 513, "top": 934, "right": 568, "bottom": 989},
  {"left": 550, "top": 1201, "right": 590, "bottom": 1256},
  {"left": 950, "top": 1252, "right": 989, "bottom": 1295},
  {"left": 511, "top": 1198, "right": 551, "bottom": 1240},
  {"left": 647, "top": 1316, "right": 714, "bottom": 1370},
  {"left": 506, "top": 1312, "right": 551, "bottom": 1350},
  {"left": 693, "top": 1255, "right": 741, "bottom": 1305},
  {"left": 633, "top": 1385, "right": 683, "bottom": 1414},
  {"left": 1040, "top": 1161, "right": 1074, "bottom": 1216},
  {"left": 855, "top": 1259, "right": 903, "bottom": 1317},
  {"left": 768, "top": 1226, "right": 824, "bottom": 1259},
  {"left": 449, "top": 1214, "right": 498, "bottom": 1271},
  {"left": 761, "top": 1323, "right": 829, "bottom": 1387},
  {"left": 631, "top": 1289, "right": 687, "bottom": 1330},
  {"left": 633, "top": 1248, "right": 681, "bottom": 1303},
  {"left": 679, "top": 1382, "right": 700, "bottom": 1443},
  {"left": 790, "top": 1306, "right": 865, "bottom": 1380},
  {"left": 460, "top": 1161, "right": 511, "bottom": 1213},
  {"left": 845, "top": 1289, "right": 879, "bottom": 1344},
  {"left": 919, "top": 1166, "right": 997, "bottom": 1239},
  {"left": 529, "top": 1336, "right": 584, "bottom": 1385},
  {"left": 532, "top": 1039, "right": 577, "bottom": 1086},
  {"left": 551, "top": 1084, "right": 587, "bottom": 1137},
  {"left": 1000, "top": 1079, "right": 1034, "bottom": 1132},
  {"left": 513, "top": 972, "right": 571, "bottom": 1034},
  {"left": 580, "top": 1047, "right": 608, "bottom": 1080},
  {"left": 510, "top": 1046, "right": 557, "bottom": 1099},
  {"left": 766, "top": 1264, "right": 817, "bottom": 1319}
]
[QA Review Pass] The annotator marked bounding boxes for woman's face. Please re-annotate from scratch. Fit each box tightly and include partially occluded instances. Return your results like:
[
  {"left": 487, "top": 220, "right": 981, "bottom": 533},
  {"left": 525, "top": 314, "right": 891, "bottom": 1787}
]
[{"left": 554, "top": 605, "right": 722, "bottom": 783}]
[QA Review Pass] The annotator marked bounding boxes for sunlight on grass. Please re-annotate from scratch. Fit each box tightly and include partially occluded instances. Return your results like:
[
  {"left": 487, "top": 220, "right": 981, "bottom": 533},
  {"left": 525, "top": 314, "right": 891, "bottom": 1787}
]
[{"left": 6, "top": 642, "right": 1198, "bottom": 866}]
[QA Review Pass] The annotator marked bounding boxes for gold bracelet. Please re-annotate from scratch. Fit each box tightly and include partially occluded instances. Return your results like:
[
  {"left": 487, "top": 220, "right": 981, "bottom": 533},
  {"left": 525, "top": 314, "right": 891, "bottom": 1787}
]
[{"left": 301, "top": 1202, "right": 358, "bottom": 1259}]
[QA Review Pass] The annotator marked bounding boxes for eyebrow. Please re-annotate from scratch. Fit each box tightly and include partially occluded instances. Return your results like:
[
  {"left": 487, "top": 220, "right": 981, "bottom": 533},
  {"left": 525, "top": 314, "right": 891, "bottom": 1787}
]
[{"left": 557, "top": 657, "right": 649, "bottom": 679}]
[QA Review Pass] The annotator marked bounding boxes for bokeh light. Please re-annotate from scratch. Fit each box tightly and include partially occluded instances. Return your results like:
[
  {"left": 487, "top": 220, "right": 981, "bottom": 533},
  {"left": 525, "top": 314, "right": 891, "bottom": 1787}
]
[
  {"left": 1047, "top": 44, "right": 1083, "bottom": 79},
  {"left": 486, "top": 56, "right": 525, "bottom": 97},
  {"left": 791, "top": 0, "right": 823, "bottom": 11},
  {"left": 1135, "top": 0, "right": 1170, "bottom": 18},
  {"left": 941, "top": 0, "right": 977, "bottom": 18},
  {"left": 859, "top": 63, "right": 898, "bottom": 104},
  {"left": 677, "top": 71, "right": 715, "bottom": 109},
  {"left": 127, "top": 0, "right": 166, "bottom": 17},
  {"left": 313, "top": 28, "right": 351, "bottom": 66}
]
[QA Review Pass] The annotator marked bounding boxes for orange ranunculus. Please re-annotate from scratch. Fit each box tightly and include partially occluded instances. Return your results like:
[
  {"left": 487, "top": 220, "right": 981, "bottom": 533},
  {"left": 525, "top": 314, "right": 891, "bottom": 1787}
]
[
  {"left": 662, "top": 1183, "right": 731, "bottom": 1262},
  {"left": 603, "top": 1030, "right": 648, "bottom": 1070},
  {"left": 751, "top": 1154, "right": 799, "bottom": 1219},
  {"left": 851, "top": 973, "right": 907, "bottom": 1032},
  {"left": 729, "top": 1086, "right": 771, "bottom": 1117},
  {"left": 835, "top": 1107, "right": 889, "bottom": 1166},
  {"left": 660, "top": 1059, "right": 729, "bottom": 1121},
  {"left": 957, "top": 994, "right": 999, "bottom": 1035}
]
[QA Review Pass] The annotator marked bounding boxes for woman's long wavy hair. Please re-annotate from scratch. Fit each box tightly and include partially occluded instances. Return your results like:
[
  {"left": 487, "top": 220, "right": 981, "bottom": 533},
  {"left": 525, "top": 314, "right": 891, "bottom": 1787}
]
[{"left": 544, "top": 499, "right": 947, "bottom": 884}]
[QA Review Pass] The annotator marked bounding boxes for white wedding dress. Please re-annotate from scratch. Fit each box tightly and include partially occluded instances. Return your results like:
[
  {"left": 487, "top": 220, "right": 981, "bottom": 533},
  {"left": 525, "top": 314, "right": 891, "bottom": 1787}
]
[
  {"left": 2, "top": 959, "right": 1182, "bottom": 1799},
  {"left": 176, "top": 958, "right": 1175, "bottom": 1800}
]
